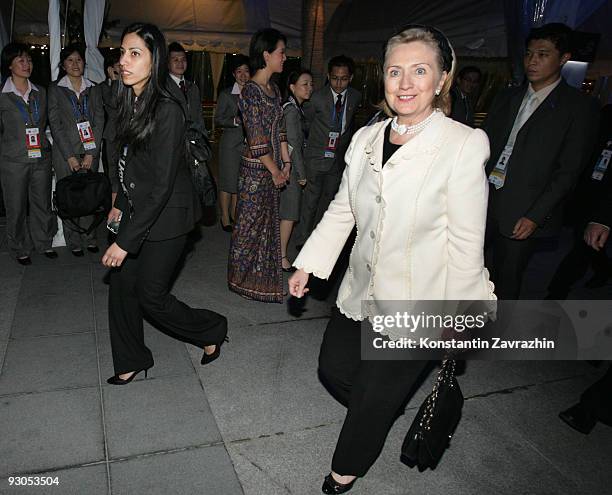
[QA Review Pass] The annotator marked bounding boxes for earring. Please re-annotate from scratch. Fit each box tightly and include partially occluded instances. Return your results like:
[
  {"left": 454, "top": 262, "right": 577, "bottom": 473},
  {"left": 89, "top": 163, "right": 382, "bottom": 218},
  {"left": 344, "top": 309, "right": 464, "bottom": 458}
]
[{"left": 435, "top": 89, "right": 441, "bottom": 96}]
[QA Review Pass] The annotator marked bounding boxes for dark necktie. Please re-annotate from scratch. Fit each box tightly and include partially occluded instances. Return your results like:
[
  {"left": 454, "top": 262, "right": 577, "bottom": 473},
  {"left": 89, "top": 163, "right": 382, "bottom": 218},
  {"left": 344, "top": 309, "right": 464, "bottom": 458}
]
[
  {"left": 335, "top": 93, "right": 343, "bottom": 127},
  {"left": 179, "top": 79, "right": 187, "bottom": 98}
]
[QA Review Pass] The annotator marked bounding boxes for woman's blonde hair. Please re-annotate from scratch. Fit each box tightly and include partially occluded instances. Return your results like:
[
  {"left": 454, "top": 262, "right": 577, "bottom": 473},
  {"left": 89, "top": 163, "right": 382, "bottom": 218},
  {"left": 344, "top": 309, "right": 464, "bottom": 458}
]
[{"left": 381, "top": 26, "right": 456, "bottom": 116}]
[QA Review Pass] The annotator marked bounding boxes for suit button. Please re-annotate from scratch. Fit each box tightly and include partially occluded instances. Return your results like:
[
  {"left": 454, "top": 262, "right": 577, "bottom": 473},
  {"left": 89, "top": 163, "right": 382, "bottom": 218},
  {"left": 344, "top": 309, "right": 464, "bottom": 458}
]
[
  {"left": 129, "top": 182, "right": 135, "bottom": 189},
  {"left": 370, "top": 231, "right": 375, "bottom": 239},
  {"left": 375, "top": 195, "right": 381, "bottom": 203}
]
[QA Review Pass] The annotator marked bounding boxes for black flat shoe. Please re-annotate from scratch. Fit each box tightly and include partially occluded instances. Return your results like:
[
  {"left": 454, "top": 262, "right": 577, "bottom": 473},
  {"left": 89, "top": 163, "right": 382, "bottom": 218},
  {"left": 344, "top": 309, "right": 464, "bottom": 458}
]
[
  {"left": 559, "top": 404, "right": 597, "bottom": 434},
  {"left": 71, "top": 249, "right": 85, "bottom": 257},
  {"left": 322, "top": 474, "right": 356, "bottom": 494},
  {"left": 17, "top": 256, "right": 32, "bottom": 266},
  {"left": 44, "top": 250, "right": 58, "bottom": 259},
  {"left": 201, "top": 336, "right": 229, "bottom": 365},
  {"left": 220, "top": 222, "right": 233, "bottom": 233},
  {"left": 87, "top": 245, "right": 100, "bottom": 253},
  {"left": 107, "top": 368, "right": 149, "bottom": 385}
]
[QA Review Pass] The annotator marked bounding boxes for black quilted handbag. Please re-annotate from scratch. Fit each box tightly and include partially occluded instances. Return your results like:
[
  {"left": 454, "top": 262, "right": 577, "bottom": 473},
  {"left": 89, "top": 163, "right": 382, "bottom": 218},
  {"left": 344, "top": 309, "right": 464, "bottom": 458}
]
[
  {"left": 54, "top": 169, "right": 111, "bottom": 234},
  {"left": 185, "top": 128, "right": 217, "bottom": 208},
  {"left": 401, "top": 359, "right": 464, "bottom": 470}
]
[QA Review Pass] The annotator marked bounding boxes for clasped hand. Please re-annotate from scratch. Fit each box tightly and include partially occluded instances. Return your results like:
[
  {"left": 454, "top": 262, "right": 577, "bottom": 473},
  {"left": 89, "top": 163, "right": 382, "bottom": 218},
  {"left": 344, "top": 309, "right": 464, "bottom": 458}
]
[{"left": 272, "top": 165, "right": 290, "bottom": 188}]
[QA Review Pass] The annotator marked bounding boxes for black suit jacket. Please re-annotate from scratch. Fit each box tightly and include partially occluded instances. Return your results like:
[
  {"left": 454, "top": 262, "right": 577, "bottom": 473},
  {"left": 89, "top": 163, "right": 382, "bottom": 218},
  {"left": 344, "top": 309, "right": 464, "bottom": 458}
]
[
  {"left": 303, "top": 86, "right": 361, "bottom": 172},
  {"left": 115, "top": 98, "right": 200, "bottom": 253},
  {"left": 483, "top": 80, "right": 600, "bottom": 238}
]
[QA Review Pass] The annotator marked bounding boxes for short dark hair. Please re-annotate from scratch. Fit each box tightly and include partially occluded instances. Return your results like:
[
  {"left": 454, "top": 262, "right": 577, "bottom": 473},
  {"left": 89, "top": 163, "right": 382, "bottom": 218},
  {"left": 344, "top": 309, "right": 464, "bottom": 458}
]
[
  {"left": 457, "top": 65, "right": 481, "bottom": 80},
  {"left": 231, "top": 54, "right": 250, "bottom": 73},
  {"left": 1, "top": 43, "right": 30, "bottom": 78},
  {"left": 104, "top": 50, "right": 120, "bottom": 71},
  {"left": 58, "top": 43, "right": 86, "bottom": 79},
  {"left": 168, "top": 42, "right": 186, "bottom": 55},
  {"left": 328, "top": 55, "right": 355, "bottom": 75},
  {"left": 286, "top": 68, "right": 312, "bottom": 102},
  {"left": 249, "top": 28, "right": 287, "bottom": 72},
  {"left": 526, "top": 23, "right": 573, "bottom": 55}
]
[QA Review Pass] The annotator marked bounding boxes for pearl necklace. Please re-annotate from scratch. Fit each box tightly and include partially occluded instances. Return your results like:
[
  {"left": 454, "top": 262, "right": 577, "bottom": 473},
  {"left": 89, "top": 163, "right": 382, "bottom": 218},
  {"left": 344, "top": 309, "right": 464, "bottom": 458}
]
[{"left": 391, "top": 109, "right": 439, "bottom": 136}]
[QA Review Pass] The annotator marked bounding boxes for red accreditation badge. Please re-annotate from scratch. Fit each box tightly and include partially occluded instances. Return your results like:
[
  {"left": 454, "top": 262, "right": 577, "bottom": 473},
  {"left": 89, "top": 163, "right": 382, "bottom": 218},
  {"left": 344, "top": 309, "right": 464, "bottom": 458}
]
[
  {"left": 25, "top": 127, "right": 42, "bottom": 159},
  {"left": 77, "top": 121, "right": 96, "bottom": 150},
  {"left": 324, "top": 131, "right": 340, "bottom": 159}
]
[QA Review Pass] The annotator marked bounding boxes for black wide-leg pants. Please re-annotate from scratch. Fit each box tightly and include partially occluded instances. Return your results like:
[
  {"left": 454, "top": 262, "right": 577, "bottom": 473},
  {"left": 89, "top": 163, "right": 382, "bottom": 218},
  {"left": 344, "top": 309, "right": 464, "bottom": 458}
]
[
  {"left": 108, "top": 234, "right": 227, "bottom": 374},
  {"left": 318, "top": 308, "right": 428, "bottom": 477}
]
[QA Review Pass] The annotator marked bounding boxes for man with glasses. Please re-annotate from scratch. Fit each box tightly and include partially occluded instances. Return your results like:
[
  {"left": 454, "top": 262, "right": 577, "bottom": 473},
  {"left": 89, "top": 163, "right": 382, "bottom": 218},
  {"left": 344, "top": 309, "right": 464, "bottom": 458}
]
[{"left": 296, "top": 55, "right": 361, "bottom": 248}]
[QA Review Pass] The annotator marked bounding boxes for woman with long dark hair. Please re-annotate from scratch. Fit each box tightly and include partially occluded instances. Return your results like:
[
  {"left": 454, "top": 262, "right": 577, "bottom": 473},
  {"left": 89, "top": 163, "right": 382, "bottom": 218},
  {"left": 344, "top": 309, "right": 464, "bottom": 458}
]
[
  {"left": 0, "top": 43, "right": 57, "bottom": 265},
  {"left": 227, "top": 28, "right": 291, "bottom": 303},
  {"left": 280, "top": 69, "right": 313, "bottom": 270},
  {"left": 48, "top": 43, "right": 105, "bottom": 255},
  {"left": 102, "top": 23, "right": 227, "bottom": 385}
]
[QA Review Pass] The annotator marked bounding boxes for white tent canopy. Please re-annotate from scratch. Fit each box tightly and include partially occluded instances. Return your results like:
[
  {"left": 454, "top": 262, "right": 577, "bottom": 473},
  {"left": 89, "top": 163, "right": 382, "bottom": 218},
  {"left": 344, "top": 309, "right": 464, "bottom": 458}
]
[{"left": 11, "top": 0, "right": 302, "bottom": 54}]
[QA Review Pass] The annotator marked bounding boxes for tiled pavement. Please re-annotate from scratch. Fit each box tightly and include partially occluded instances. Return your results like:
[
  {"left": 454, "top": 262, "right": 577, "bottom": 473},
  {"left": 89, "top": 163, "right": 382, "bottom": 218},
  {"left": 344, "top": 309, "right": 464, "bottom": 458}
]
[{"left": 1, "top": 220, "right": 611, "bottom": 494}]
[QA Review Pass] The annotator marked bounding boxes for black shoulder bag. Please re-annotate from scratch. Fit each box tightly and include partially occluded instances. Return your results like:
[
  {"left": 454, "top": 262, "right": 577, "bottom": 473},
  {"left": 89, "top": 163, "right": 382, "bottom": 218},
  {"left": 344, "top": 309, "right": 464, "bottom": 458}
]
[
  {"left": 53, "top": 169, "right": 112, "bottom": 234},
  {"left": 400, "top": 359, "right": 464, "bottom": 470}
]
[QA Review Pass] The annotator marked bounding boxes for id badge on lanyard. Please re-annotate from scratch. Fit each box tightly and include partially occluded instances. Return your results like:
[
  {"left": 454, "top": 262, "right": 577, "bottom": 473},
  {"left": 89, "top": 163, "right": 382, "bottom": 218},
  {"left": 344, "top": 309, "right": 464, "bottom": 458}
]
[
  {"left": 488, "top": 145, "right": 512, "bottom": 188},
  {"left": 324, "top": 131, "right": 340, "bottom": 159},
  {"left": 592, "top": 141, "right": 612, "bottom": 181},
  {"left": 71, "top": 93, "right": 96, "bottom": 150},
  {"left": 25, "top": 127, "right": 42, "bottom": 158},
  {"left": 77, "top": 121, "right": 96, "bottom": 150}
]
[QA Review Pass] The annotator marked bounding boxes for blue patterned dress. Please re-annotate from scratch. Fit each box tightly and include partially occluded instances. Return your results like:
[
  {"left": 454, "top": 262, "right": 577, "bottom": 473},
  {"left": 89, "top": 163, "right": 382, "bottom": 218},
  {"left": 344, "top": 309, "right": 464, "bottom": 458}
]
[{"left": 228, "top": 80, "right": 287, "bottom": 303}]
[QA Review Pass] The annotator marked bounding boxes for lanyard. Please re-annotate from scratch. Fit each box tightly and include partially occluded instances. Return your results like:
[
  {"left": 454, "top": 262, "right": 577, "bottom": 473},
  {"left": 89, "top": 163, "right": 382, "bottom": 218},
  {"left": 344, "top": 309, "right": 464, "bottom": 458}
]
[
  {"left": 13, "top": 96, "right": 40, "bottom": 126},
  {"left": 69, "top": 92, "right": 89, "bottom": 121}
]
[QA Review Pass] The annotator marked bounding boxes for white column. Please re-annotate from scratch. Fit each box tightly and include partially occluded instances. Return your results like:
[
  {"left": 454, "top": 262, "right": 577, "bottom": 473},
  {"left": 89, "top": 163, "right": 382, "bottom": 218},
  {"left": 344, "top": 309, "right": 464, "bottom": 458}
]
[
  {"left": 48, "top": 0, "right": 61, "bottom": 81},
  {"left": 83, "top": 0, "right": 106, "bottom": 83}
]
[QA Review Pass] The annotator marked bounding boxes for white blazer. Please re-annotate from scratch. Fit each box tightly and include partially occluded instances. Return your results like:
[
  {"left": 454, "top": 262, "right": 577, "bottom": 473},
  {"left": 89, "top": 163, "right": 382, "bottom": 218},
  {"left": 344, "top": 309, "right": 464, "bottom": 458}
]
[{"left": 293, "top": 111, "right": 496, "bottom": 324}]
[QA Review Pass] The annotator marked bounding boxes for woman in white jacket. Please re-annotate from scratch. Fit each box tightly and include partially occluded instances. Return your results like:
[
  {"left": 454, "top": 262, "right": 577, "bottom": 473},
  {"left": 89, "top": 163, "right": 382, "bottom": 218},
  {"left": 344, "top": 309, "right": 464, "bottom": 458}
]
[{"left": 289, "top": 25, "right": 495, "bottom": 493}]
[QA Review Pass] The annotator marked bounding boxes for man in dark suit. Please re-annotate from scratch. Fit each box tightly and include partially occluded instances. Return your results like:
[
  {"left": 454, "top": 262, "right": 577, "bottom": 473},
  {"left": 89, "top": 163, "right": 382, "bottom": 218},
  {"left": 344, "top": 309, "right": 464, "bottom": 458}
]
[
  {"left": 450, "top": 65, "right": 481, "bottom": 127},
  {"left": 167, "top": 42, "right": 206, "bottom": 134},
  {"left": 296, "top": 55, "right": 361, "bottom": 246},
  {"left": 559, "top": 182, "right": 612, "bottom": 433},
  {"left": 547, "top": 104, "right": 612, "bottom": 299},
  {"left": 482, "top": 23, "right": 600, "bottom": 300}
]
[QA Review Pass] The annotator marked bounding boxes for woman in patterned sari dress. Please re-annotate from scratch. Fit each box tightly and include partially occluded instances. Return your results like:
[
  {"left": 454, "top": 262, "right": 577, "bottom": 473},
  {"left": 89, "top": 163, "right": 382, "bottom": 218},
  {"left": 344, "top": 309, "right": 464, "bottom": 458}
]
[{"left": 228, "top": 28, "right": 291, "bottom": 303}]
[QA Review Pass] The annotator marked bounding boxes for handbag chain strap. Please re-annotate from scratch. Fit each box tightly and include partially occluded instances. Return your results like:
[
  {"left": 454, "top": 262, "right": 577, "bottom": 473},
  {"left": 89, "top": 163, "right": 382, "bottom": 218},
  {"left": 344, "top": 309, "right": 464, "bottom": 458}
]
[{"left": 419, "top": 359, "right": 456, "bottom": 432}]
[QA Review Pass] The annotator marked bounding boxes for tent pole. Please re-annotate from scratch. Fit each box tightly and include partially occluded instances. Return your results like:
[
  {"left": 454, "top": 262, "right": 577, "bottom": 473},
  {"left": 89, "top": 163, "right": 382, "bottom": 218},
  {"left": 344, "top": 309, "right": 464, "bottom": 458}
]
[
  {"left": 62, "top": 0, "right": 70, "bottom": 48},
  {"left": 9, "top": 0, "right": 16, "bottom": 41}
]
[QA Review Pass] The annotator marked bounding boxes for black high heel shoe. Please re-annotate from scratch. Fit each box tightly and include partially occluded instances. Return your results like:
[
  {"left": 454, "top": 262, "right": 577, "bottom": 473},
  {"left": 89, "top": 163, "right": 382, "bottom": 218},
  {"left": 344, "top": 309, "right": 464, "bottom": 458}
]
[
  {"left": 322, "top": 473, "right": 356, "bottom": 494},
  {"left": 201, "top": 336, "right": 229, "bottom": 365},
  {"left": 107, "top": 368, "right": 149, "bottom": 385}
]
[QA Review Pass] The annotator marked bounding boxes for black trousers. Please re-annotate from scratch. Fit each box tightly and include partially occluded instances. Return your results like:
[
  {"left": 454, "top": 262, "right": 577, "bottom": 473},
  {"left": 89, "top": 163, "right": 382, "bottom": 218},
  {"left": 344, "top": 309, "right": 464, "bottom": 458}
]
[
  {"left": 108, "top": 234, "right": 227, "bottom": 374},
  {"left": 318, "top": 309, "right": 428, "bottom": 477},
  {"left": 485, "top": 224, "right": 536, "bottom": 300},
  {"left": 296, "top": 167, "right": 342, "bottom": 245},
  {"left": 580, "top": 364, "right": 612, "bottom": 424},
  {"left": 548, "top": 225, "right": 610, "bottom": 298}
]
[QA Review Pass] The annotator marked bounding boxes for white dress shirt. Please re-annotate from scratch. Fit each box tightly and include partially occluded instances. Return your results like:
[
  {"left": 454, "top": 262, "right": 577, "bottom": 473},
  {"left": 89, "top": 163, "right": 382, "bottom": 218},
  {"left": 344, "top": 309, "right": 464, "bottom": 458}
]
[
  {"left": 2, "top": 77, "right": 38, "bottom": 103},
  {"left": 57, "top": 75, "right": 93, "bottom": 97}
]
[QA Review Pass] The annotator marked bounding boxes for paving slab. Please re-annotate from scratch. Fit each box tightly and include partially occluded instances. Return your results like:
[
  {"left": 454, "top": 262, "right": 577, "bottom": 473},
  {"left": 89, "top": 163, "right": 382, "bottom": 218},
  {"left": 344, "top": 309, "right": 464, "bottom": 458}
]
[
  {"left": 0, "top": 464, "right": 108, "bottom": 495},
  {"left": 103, "top": 374, "right": 222, "bottom": 459},
  {"left": 11, "top": 265, "right": 94, "bottom": 338},
  {"left": 191, "top": 318, "right": 345, "bottom": 443},
  {"left": 0, "top": 387, "right": 104, "bottom": 477},
  {"left": 0, "top": 333, "right": 98, "bottom": 395},
  {"left": 110, "top": 445, "right": 242, "bottom": 495}
]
